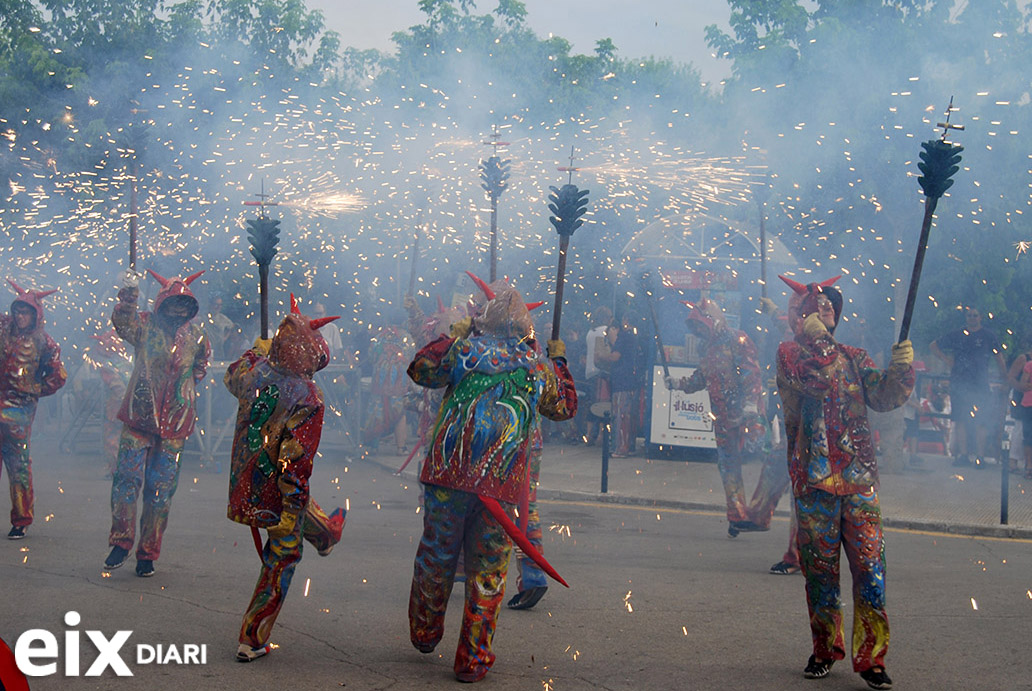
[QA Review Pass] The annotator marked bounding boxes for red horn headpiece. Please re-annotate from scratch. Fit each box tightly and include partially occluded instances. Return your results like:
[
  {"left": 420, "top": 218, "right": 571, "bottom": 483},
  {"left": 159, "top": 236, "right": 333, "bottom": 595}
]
[
  {"left": 146, "top": 269, "right": 170, "bottom": 288},
  {"left": 465, "top": 271, "right": 495, "bottom": 300}
]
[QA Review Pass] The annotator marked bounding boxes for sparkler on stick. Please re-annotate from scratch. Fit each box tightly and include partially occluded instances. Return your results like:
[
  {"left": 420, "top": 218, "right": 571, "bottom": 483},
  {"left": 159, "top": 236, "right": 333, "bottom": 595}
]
[
  {"left": 244, "top": 182, "right": 281, "bottom": 340},
  {"left": 897, "top": 98, "right": 964, "bottom": 343},
  {"left": 548, "top": 147, "right": 590, "bottom": 340}
]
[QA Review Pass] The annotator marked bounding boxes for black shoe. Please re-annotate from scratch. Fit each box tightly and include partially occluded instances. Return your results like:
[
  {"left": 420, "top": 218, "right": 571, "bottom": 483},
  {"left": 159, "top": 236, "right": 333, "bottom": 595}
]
[
  {"left": 104, "top": 545, "right": 129, "bottom": 570},
  {"left": 506, "top": 585, "right": 548, "bottom": 611},
  {"left": 769, "top": 560, "right": 800, "bottom": 575},
  {"left": 728, "top": 520, "right": 766, "bottom": 538},
  {"left": 803, "top": 654, "right": 834, "bottom": 679},
  {"left": 135, "top": 559, "right": 155, "bottom": 577},
  {"left": 7, "top": 526, "right": 26, "bottom": 540},
  {"left": 859, "top": 667, "right": 893, "bottom": 689}
]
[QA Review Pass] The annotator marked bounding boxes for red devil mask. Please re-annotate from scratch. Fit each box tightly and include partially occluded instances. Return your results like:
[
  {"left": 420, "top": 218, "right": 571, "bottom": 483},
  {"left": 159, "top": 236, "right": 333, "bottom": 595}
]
[
  {"left": 269, "top": 294, "right": 340, "bottom": 377},
  {"left": 779, "top": 274, "right": 843, "bottom": 332},
  {"left": 465, "top": 270, "right": 542, "bottom": 339},
  {"left": 8, "top": 280, "right": 57, "bottom": 333},
  {"left": 147, "top": 269, "right": 203, "bottom": 321}
]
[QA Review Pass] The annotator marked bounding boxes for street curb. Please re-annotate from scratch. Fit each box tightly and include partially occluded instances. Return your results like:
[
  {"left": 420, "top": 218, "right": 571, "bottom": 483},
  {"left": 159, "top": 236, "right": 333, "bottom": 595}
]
[{"left": 358, "top": 456, "right": 1032, "bottom": 541}]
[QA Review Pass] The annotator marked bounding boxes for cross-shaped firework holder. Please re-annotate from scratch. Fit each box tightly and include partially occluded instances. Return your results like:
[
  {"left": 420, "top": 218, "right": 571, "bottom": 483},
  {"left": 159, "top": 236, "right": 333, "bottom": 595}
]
[
  {"left": 244, "top": 184, "right": 281, "bottom": 339},
  {"left": 548, "top": 147, "right": 590, "bottom": 340},
  {"left": 479, "top": 126, "right": 511, "bottom": 282},
  {"left": 897, "top": 98, "right": 964, "bottom": 343}
]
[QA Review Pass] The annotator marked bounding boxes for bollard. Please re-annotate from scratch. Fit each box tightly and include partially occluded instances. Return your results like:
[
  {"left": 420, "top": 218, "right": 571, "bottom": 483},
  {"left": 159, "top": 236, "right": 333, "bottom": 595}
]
[
  {"left": 591, "top": 402, "right": 612, "bottom": 494},
  {"left": 1000, "top": 418, "right": 1012, "bottom": 525}
]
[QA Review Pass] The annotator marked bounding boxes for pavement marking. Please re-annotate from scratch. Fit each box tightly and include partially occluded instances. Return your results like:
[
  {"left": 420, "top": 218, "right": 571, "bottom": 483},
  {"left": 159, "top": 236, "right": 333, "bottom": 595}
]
[{"left": 539, "top": 499, "right": 1032, "bottom": 543}]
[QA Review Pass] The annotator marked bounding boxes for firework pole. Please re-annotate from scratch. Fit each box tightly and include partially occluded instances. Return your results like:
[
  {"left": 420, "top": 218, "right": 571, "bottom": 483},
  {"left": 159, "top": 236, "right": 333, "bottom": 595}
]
[
  {"left": 479, "top": 126, "right": 511, "bottom": 282},
  {"left": 124, "top": 107, "right": 149, "bottom": 272},
  {"left": 897, "top": 97, "right": 965, "bottom": 343},
  {"left": 641, "top": 273, "right": 670, "bottom": 380},
  {"left": 548, "top": 146, "right": 590, "bottom": 340},
  {"left": 244, "top": 181, "right": 281, "bottom": 339},
  {"left": 754, "top": 172, "right": 773, "bottom": 299}
]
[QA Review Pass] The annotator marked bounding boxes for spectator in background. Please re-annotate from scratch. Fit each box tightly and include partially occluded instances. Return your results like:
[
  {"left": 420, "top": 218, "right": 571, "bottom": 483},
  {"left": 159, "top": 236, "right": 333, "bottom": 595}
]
[
  {"left": 930, "top": 306, "right": 1007, "bottom": 468},
  {"left": 583, "top": 306, "right": 613, "bottom": 445},
  {"left": 312, "top": 303, "right": 343, "bottom": 359},
  {"left": 606, "top": 313, "right": 640, "bottom": 457},
  {"left": 206, "top": 294, "right": 235, "bottom": 361},
  {"left": 1006, "top": 333, "right": 1032, "bottom": 479}
]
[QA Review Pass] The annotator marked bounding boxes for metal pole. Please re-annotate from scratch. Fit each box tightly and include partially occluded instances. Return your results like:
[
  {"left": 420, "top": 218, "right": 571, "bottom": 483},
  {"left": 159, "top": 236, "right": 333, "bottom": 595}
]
[
  {"left": 601, "top": 411, "right": 611, "bottom": 494},
  {"left": 897, "top": 197, "right": 939, "bottom": 343},
  {"left": 1001, "top": 421, "right": 1010, "bottom": 525},
  {"left": 550, "top": 235, "right": 569, "bottom": 341}
]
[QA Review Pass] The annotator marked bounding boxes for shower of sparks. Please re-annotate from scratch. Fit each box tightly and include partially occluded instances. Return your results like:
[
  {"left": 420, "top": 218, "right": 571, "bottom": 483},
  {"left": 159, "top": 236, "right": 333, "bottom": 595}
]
[
  {"left": 279, "top": 191, "right": 367, "bottom": 217},
  {"left": 548, "top": 523, "right": 572, "bottom": 537},
  {"left": 623, "top": 590, "right": 634, "bottom": 613},
  {"left": 1015, "top": 240, "right": 1031, "bottom": 257}
]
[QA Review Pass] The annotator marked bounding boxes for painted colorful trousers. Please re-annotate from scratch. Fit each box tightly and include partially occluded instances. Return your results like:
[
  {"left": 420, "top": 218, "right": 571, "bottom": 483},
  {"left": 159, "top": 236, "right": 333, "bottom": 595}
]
[
  {"left": 0, "top": 415, "right": 35, "bottom": 528},
  {"left": 239, "top": 501, "right": 343, "bottom": 647},
  {"left": 515, "top": 446, "right": 546, "bottom": 592},
  {"left": 109, "top": 427, "right": 185, "bottom": 560},
  {"left": 410, "top": 484, "right": 513, "bottom": 681},
  {"left": 795, "top": 488, "right": 888, "bottom": 672}
]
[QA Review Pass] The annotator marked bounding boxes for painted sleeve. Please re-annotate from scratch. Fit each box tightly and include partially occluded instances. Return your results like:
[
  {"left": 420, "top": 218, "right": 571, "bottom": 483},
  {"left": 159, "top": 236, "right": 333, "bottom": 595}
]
[
  {"left": 860, "top": 350, "right": 916, "bottom": 413},
  {"left": 537, "top": 356, "right": 578, "bottom": 422},
  {"left": 223, "top": 349, "right": 263, "bottom": 398},
  {"left": 111, "top": 287, "right": 143, "bottom": 347},
  {"left": 406, "top": 334, "right": 456, "bottom": 389},
  {"left": 38, "top": 335, "right": 67, "bottom": 397},
  {"left": 276, "top": 399, "right": 323, "bottom": 515}
]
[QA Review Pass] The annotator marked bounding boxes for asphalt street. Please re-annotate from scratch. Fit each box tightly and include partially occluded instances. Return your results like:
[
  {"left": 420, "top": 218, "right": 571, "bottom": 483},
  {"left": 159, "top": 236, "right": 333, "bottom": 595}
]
[{"left": 1, "top": 432, "right": 1030, "bottom": 691}]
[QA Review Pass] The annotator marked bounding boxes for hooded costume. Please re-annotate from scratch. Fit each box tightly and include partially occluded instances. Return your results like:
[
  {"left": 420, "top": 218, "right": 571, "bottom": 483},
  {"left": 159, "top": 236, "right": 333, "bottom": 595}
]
[
  {"left": 406, "top": 275, "right": 576, "bottom": 683},
  {"left": 776, "top": 274, "right": 914, "bottom": 680},
  {"left": 225, "top": 295, "right": 346, "bottom": 661},
  {"left": 667, "top": 298, "right": 765, "bottom": 532},
  {"left": 106, "top": 269, "right": 211, "bottom": 574},
  {"left": 0, "top": 281, "right": 66, "bottom": 536}
]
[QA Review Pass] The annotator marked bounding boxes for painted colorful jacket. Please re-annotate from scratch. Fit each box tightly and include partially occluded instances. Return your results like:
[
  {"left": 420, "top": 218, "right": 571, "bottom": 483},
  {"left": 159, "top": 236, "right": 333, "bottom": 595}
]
[
  {"left": 408, "top": 334, "right": 577, "bottom": 504},
  {"left": 112, "top": 276, "right": 210, "bottom": 440},
  {"left": 0, "top": 290, "right": 66, "bottom": 421},
  {"left": 777, "top": 331, "right": 914, "bottom": 496},
  {"left": 678, "top": 328, "right": 762, "bottom": 449},
  {"left": 224, "top": 349, "right": 324, "bottom": 527}
]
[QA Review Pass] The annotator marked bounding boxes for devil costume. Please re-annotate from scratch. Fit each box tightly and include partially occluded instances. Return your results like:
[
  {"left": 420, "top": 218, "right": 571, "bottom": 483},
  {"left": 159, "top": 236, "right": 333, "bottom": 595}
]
[
  {"left": 776, "top": 275, "right": 913, "bottom": 685},
  {"left": 226, "top": 295, "right": 345, "bottom": 662},
  {"left": 667, "top": 298, "right": 767, "bottom": 535},
  {"left": 406, "top": 276, "right": 576, "bottom": 683},
  {"left": 105, "top": 269, "right": 211, "bottom": 576},
  {"left": 0, "top": 281, "right": 66, "bottom": 538}
]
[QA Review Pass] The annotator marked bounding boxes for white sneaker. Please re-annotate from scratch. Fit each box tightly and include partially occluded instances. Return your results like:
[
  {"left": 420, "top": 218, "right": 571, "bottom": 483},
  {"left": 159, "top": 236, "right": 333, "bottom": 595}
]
[{"left": 236, "top": 643, "right": 271, "bottom": 662}]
